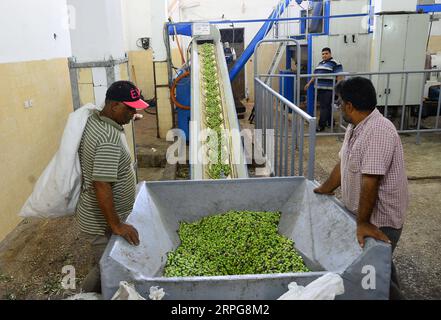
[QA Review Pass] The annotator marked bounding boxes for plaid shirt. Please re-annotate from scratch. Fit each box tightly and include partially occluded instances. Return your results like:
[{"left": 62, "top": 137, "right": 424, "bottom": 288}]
[{"left": 339, "top": 109, "right": 409, "bottom": 229}]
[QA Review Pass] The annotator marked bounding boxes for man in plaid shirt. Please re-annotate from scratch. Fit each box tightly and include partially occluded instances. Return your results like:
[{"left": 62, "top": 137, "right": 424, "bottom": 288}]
[{"left": 314, "top": 77, "right": 409, "bottom": 299}]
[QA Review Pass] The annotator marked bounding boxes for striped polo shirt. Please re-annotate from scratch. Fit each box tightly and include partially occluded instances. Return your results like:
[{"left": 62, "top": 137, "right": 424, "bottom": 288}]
[
  {"left": 75, "top": 111, "right": 136, "bottom": 235},
  {"left": 314, "top": 58, "right": 343, "bottom": 89}
]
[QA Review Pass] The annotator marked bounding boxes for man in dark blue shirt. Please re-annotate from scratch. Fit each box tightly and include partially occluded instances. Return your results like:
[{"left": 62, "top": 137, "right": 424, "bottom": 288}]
[{"left": 305, "top": 47, "right": 344, "bottom": 132}]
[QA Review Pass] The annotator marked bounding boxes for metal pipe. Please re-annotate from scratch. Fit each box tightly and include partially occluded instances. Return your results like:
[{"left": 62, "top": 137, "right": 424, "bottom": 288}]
[
  {"left": 291, "top": 113, "right": 296, "bottom": 176},
  {"left": 168, "top": 13, "right": 370, "bottom": 27},
  {"left": 255, "top": 79, "right": 314, "bottom": 121},
  {"left": 331, "top": 77, "right": 336, "bottom": 133},
  {"left": 400, "top": 73, "right": 409, "bottom": 131},
  {"left": 416, "top": 75, "right": 426, "bottom": 145},
  {"left": 274, "top": 98, "right": 280, "bottom": 175},
  {"left": 254, "top": 80, "right": 258, "bottom": 129},
  {"left": 308, "top": 117, "right": 316, "bottom": 180},
  {"left": 314, "top": 78, "right": 318, "bottom": 119},
  {"left": 297, "top": 69, "right": 441, "bottom": 77},
  {"left": 299, "top": 118, "right": 304, "bottom": 177},
  {"left": 284, "top": 104, "right": 289, "bottom": 176},
  {"left": 279, "top": 103, "right": 284, "bottom": 176},
  {"left": 263, "top": 88, "right": 268, "bottom": 153},
  {"left": 437, "top": 83, "right": 441, "bottom": 129}
]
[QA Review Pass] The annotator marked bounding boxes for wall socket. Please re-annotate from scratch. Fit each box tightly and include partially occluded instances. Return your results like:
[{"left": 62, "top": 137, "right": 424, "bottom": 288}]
[{"left": 24, "top": 100, "right": 33, "bottom": 109}]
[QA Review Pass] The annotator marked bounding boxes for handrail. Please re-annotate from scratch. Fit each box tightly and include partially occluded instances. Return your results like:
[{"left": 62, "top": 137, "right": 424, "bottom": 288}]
[{"left": 255, "top": 78, "right": 313, "bottom": 121}]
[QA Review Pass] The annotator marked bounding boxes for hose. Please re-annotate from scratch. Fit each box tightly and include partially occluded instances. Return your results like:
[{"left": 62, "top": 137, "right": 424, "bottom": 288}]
[{"left": 170, "top": 71, "right": 191, "bottom": 110}]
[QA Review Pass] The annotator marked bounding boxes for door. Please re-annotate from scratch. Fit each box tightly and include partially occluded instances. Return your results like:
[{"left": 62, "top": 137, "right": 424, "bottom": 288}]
[
  {"left": 220, "top": 28, "right": 245, "bottom": 104},
  {"left": 377, "top": 15, "right": 408, "bottom": 106},
  {"left": 404, "top": 14, "right": 430, "bottom": 105}
]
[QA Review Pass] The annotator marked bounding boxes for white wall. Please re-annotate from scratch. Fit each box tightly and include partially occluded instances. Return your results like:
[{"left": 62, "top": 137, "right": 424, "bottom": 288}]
[
  {"left": 151, "top": 0, "right": 168, "bottom": 61},
  {"left": 121, "top": 0, "right": 152, "bottom": 52},
  {"left": 168, "top": 0, "right": 310, "bottom": 56},
  {"left": 68, "top": 0, "right": 126, "bottom": 62},
  {"left": 430, "top": 18, "right": 441, "bottom": 36},
  {"left": 175, "top": 0, "right": 284, "bottom": 47},
  {"left": 0, "top": 0, "right": 72, "bottom": 64}
]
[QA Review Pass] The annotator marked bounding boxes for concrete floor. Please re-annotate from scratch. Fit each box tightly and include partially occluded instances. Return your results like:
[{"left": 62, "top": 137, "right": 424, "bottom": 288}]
[{"left": 0, "top": 104, "right": 439, "bottom": 299}]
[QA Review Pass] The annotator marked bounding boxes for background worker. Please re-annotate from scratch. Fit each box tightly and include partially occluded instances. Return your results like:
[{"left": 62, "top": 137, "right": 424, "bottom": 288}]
[{"left": 305, "top": 47, "right": 344, "bottom": 132}]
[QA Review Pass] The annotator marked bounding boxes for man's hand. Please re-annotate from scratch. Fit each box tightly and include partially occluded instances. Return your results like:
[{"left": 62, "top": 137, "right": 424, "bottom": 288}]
[
  {"left": 304, "top": 83, "right": 310, "bottom": 91},
  {"left": 313, "top": 185, "right": 335, "bottom": 196},
  {"left": 356, "top": 222, "right": 391, "bottom": 248},
  {"left": 112, "top": 223, "right": 140, "bottom": 246}
]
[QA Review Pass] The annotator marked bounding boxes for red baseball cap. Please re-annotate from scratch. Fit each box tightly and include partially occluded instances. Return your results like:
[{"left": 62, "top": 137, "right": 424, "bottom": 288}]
[{"left": 106, "top": 81, "right": 149, "bottom": 109}]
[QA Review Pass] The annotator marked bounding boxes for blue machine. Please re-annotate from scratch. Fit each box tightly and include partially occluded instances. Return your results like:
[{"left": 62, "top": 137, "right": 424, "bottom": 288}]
[
  {"left": 175, "top": 70, "right": 191, "bottom": 142},
  {"left": 279, "top": 70, "right": 295, "bottom": 105}
]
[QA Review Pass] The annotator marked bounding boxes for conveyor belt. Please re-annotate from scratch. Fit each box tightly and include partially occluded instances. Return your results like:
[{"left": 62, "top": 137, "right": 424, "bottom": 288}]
[{"left": 190, "top": 26, "right": 248, "bottom": 180}]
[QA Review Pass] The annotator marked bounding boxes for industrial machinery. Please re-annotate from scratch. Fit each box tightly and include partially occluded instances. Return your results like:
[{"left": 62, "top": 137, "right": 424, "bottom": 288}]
[
  {"left": 189, "top": 25, "right": 248, "bottom": 180},
  {"left": 99, "top": 1, "right": 432, "bottom": 300}
]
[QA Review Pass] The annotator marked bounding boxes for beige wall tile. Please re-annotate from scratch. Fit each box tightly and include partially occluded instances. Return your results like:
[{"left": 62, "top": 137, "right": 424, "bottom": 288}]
[
  {"left": 128, "top": 50, "right": 155, "bottom": 100},
  {"left": 0, "top": 58, "right": 73, "bottom": 241},
  {"left": 120, "top": 62, "right": 129, "bottom": 81},
  {"left": 78, "top": 68, "right": 93, "bottom": 84},
  {"left": 78, "top": 83, "right": 95, "bottom": 106},
  {"left": 428, "top": 36, "right": 441, "bottom": 55},
  {"left": 156, "top": 87, "right": 173, "bottom": 138}
]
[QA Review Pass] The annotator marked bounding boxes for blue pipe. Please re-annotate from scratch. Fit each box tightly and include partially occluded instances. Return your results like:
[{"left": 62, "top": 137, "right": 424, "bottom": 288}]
[
  {"left": 368, "top": 0, "right": 373, "bottom": 33},
  {"left": 167, "top": 13, "right": 369, "bottom": 28},
  {"left": 307, "top": 34, "right": 315, "bottom": 116},
  {"left": 168, "top": 23, "right": 193, "bottom": 37},
  {"left": 324, "top": 0, "right": 330, "bottom": 35},
  {"left": 417, "top": 4, "right": 441, "bottom": 12},
  {"left": 229, "top": 0, "right": 292, "bottom": 81}
]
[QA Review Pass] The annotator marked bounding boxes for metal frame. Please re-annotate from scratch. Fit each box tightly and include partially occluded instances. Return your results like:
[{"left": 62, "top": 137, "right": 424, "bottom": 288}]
[
  {"left": 254, "top": 78, "right": 316, "bottom": 180},
  {"left": 254, "top": 38, "right": 302, "bottom": 106},
  {"left": 258, "top": 69, "right": 441, "bottom": 145}
]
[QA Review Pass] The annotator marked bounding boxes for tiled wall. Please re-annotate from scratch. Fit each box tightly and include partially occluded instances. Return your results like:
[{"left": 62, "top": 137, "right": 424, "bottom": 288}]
[{"left": 0, "top": 58, "right": 73, "bottom": 241}]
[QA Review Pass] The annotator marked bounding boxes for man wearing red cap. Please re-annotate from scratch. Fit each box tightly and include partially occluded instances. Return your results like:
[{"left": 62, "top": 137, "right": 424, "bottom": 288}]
[{"left": 76, "top": 81, "right": 149, "bottom": 293}]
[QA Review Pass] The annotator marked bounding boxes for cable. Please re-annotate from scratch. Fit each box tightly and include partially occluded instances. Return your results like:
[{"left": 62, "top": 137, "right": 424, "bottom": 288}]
[
  {"left": 173, "top": 24, "right": 186, "bottom": 65},
  {"left": 426, "top": 13, "right": 434, "bottom": 52},
  {"left": 164, "top": 22, "right": 176, "bottom": 85}
]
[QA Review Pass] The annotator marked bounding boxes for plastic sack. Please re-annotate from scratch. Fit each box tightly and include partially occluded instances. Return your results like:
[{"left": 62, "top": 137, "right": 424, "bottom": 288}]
[
  {"left": 111, "top": 281, "right": 146, "bottom": 300},
  {"left": 277, "top": 273, "right": 344, "bottom": 300},
  {"left": 65, "top": 293, "right": 102, "bottom": 300},
  {"left": 19, "top": 103, "right": 101, "bottom": 218},
  {"left": 148, "top": 286, "right": 165, "bottom": 300}
]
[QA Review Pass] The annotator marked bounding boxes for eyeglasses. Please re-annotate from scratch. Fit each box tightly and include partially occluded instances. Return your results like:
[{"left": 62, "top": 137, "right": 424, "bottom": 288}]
[{"left": 335, "top": 98, "right": 343, "bottom": 110}]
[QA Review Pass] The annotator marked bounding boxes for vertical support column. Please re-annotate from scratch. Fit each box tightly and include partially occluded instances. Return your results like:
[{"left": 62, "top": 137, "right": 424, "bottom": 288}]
[{"left": 150, "top": 0, "right": 173, "bottom": 139}]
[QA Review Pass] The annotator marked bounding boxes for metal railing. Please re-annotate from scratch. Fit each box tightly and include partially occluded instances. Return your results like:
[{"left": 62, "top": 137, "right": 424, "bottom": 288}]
[
  {"left": 254, "top": 78, "right": 317, "bottom": 180},
  {"left": 257, "top": 69, "right": 441, "bottom": 144}
]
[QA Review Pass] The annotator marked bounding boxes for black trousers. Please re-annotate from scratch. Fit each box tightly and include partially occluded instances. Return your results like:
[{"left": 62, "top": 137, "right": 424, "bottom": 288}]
[
  {"left": 380, "top": 227, "right": 405, "bottom": 300},
  {"left": 317, "top": 89, "right": 333, "bottom": 128}
]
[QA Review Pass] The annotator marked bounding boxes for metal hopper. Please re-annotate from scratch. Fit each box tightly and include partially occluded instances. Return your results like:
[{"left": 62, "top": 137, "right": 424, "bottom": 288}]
[{"left": 100, "top": 177, "right": 391, "bottom": 300}]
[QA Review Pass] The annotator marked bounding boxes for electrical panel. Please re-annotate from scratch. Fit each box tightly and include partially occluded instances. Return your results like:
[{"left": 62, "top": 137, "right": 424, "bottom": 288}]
[
  {"left": 371, "top": 14, "right": 430, "bottom": 106},
  {"left": 329, "top": 0, "right": 371, "bottom": 35},
  {"left": 312, "top": 33, "right": 372, "bottom": 74},
  {"left": 373, "top": 0, "right": 418, "bottom": 13}
]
